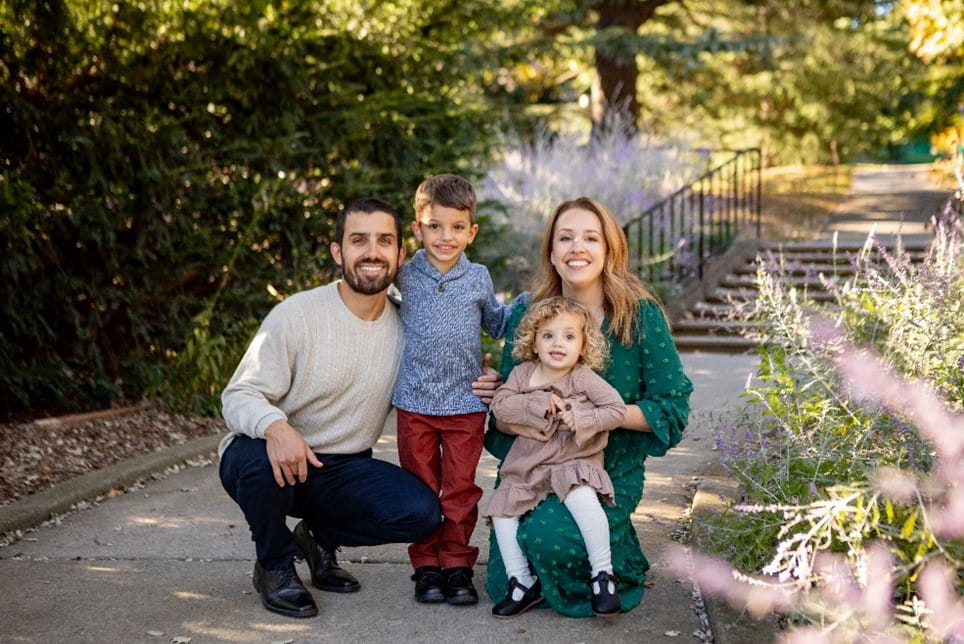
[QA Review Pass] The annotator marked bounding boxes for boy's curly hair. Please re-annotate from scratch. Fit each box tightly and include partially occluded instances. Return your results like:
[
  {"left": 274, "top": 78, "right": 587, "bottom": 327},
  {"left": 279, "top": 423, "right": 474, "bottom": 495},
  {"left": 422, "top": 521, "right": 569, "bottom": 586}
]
[{"left": 511, "top": 296, "right": 610, "bottom": 372}]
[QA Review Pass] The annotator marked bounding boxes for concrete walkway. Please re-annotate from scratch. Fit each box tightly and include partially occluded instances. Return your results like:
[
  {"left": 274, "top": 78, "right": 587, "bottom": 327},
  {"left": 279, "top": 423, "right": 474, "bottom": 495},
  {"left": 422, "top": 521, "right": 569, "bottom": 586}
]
[
  {"left": 0, "top": 164, "right": 952, "bottom": 644},
  {"left": 0, "top": 357, "right": 758, "bottom": 644}
]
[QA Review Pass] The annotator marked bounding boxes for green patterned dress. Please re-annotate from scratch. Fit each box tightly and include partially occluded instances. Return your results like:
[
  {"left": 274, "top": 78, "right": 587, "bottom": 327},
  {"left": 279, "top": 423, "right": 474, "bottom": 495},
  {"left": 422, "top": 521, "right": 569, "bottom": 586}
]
[{"left": 483, "top": 296, "right": 693, "bottom": 617}]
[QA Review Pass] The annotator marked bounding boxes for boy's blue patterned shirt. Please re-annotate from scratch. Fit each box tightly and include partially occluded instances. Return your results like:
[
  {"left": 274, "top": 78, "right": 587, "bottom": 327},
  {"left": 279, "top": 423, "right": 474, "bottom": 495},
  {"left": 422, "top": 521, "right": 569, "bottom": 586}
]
[{"left": 392, "top": 249, "right": 513, "bottom": 415}]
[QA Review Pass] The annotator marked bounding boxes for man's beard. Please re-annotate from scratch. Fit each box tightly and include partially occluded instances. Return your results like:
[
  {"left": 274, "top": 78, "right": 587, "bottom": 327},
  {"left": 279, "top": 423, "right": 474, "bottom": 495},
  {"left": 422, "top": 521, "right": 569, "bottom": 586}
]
[{"left": 342, "top": 259, "right": 395, "bottom": 295}]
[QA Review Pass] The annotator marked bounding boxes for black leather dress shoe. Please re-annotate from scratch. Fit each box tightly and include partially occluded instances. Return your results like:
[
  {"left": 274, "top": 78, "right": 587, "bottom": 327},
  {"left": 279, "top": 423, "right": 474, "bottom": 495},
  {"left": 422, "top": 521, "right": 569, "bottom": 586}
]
[
  {"left": 590, "top": 570, "right": 621, "bottom": 616},
  {"left": 293, "top": 520, "right": 360, "bottom": 593},
  {"left": 442, "top": 566, "right": 478, "bottom": 605},
  {"left": 411, "top": 566, "right": 446, "bottom": 603},
  {"left": 492, "top": 576, "right": 544, "bottom": 618},
  {"left": 252, "top": 562, "right": 318, "bottom": 618}
]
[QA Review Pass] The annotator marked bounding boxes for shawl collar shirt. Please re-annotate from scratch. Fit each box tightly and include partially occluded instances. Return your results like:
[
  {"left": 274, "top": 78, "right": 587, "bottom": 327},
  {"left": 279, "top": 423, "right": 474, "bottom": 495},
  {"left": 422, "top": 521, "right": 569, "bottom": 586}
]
[{"left": 392, "top": 249, "right": 512, "bottom": 416}]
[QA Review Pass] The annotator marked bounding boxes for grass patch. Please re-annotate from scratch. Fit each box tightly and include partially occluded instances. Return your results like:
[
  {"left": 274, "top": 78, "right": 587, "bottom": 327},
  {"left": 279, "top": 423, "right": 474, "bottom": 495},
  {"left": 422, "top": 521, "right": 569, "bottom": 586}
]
[{"left": 928, "top": 158, "right": 962, "bottom": 191}]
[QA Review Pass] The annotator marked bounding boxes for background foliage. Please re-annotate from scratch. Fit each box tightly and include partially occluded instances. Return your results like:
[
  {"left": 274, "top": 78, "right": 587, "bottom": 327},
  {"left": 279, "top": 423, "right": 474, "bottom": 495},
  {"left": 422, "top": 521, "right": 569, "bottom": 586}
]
[
  {"left": 2, "top": 0, "right": 961, "bottom": 418},
  {"left": 0, "top": 0, "right": 528, "bottom": 418}
]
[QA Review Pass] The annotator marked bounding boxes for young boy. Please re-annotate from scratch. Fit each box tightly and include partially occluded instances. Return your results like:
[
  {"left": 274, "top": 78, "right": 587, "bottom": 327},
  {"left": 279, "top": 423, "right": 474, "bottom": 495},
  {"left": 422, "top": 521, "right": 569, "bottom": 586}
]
[{"left": 392, "top": 174, "right": 513, "bottom": 606}]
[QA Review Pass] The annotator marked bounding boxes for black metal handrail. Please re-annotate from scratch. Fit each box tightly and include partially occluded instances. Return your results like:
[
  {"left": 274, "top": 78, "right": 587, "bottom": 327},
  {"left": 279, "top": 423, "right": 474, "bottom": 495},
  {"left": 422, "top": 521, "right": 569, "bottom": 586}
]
[{"left": 622, "top": 148, "right": 762, "bottom": 287}]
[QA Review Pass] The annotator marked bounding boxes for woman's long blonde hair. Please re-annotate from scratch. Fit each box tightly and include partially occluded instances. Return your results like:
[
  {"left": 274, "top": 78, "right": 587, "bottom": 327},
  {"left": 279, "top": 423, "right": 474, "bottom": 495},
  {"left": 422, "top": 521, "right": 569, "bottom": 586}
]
[
  {"left": 530, "top": 196, "right": 662, "bottom": 345},
  {"left": 511, "top": 297, "right": 609, "bottom": 372}
]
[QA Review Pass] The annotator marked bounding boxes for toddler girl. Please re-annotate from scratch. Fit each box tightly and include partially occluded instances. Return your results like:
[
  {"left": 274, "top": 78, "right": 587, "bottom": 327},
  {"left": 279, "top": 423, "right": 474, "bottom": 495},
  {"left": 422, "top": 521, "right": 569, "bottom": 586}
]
[{"left": 486, "top": 296, "right": 626, "bottom": 618}]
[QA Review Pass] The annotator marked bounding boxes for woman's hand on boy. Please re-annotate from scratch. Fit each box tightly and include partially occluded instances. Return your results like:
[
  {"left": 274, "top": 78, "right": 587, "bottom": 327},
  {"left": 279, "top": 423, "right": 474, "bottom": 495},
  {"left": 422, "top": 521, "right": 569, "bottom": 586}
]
[{"left": 472, "top": 352, "right": 503, "bottom": 404}]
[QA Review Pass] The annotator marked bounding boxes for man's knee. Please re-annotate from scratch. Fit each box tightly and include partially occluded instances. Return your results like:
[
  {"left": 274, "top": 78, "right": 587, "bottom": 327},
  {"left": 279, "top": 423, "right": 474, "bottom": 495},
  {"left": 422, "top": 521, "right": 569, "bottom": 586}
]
[
  {"left": 396, "top": 481, "right": 442, "bottom": 541},
  {"left": 405, "top": 488, "right": 442, "bottom": 541},
  {"left": 375, "top": 471, "right": 441, "bottom": 543},
  {"left": 221, "top": 436, "right": 289, "bottom": 506}
]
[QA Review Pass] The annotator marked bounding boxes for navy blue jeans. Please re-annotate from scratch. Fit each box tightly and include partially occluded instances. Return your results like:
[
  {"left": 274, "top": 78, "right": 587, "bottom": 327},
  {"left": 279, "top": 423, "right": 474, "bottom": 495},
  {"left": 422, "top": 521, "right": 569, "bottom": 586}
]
[{"left": 219, "top": 435, "right": 442, "bottom": 569}]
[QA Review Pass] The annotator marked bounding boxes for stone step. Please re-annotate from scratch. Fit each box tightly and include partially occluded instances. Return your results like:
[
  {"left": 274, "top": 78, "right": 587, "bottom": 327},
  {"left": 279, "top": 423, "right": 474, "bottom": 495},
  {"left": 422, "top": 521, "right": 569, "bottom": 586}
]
[
  {"left": 688, "top": 301, "right": 745, "bottom": 318},
  {"left": 670, "top": 235, "right": 933, "bottom": 354},
  {"left": 704, "top": 287, "right": 836, "bottom": 303},
  {"left": 730, "top": 256, "right": 926, "bottom": 276},
  {"left": 719, "top": 273, "right": 846, "bottom": 289},
  {"left": 729, "top": 263, "right": 861, "bottom": 277},
  {"left": 764, "top": 249, "right": 926, "bottom": 262},
  {"left": 672, "top": 318, "right": 770, "bottom": 336},
  {"left": 759, "top": 241, "right": 930, "bottom": 253},
  {"left": 674, "top": 334, "right": 761, "bottom": 354}
]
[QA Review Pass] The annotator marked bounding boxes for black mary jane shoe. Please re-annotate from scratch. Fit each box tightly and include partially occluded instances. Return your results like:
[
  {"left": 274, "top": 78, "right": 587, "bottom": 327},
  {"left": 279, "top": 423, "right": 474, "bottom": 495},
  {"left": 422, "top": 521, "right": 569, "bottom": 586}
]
[
  {"left": 411, "top": 566, "right": 446, "bottom": 603},
  {"left": 252, "top": 561, "right": 318, "bottom": 618},
  {"left": 590, "top": 570, "right": 621, "bottom": 617},
  {"left": 293, "top": 520, "right": 361, "bottom": 593},
  {"left": 492, "top": 576, "right": 544, "bottom": 618}
]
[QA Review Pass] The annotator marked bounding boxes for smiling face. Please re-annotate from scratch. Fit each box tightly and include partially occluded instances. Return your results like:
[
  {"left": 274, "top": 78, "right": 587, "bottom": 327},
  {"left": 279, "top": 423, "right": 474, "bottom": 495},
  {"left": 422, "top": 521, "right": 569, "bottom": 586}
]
[
  {"left": 411, "top": 204, "right": 478, "bottom": 274},
  {"left": 332, "top": 210, "right": 404, "bottom": 295},
  {"left": 549, "top": 207, "right": 607, "bottom": 292},
  {"left": 534, "top": 311, "right": 585, "bottom": 376}
]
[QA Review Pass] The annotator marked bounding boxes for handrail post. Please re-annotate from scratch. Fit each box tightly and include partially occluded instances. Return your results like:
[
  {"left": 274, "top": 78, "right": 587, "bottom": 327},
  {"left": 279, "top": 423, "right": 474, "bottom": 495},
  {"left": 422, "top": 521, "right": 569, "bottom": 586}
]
[
  {"left": 620, "top": 147, "right": 762, "bottom": 290},
  {"left": 755, "top": 148, "right": 762, "bottom": 238},
  {"left": 697, "top": 178, "right": 705, "bottom": 280}
]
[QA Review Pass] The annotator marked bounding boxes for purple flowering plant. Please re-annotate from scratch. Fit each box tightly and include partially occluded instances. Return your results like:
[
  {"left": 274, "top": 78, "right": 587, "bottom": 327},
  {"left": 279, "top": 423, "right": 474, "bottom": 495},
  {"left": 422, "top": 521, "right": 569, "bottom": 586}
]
[
  {"left": 473, "top": 110, "right": 709, "bottom": 292},
  {"left": 688, "top": 173, "right": 964, "bottom": 640}
]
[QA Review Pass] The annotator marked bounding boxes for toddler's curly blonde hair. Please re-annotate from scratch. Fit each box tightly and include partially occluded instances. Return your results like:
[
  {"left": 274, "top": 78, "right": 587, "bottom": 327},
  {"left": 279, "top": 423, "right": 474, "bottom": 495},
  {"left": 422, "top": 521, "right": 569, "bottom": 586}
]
[{"left": 511, "top": 296, "right": 610, "bottom": 372}]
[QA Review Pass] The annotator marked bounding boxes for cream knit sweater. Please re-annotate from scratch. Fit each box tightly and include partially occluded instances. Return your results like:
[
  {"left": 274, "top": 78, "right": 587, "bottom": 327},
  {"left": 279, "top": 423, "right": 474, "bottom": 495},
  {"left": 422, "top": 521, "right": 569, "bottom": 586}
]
[{"left": 219, "top": 282, "right": 404, "bottom": 458}]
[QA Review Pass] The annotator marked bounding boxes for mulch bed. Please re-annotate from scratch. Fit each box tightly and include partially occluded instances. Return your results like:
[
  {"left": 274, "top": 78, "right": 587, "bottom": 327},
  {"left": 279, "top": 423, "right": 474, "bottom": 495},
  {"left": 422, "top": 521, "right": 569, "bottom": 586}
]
[{"left": 0, "top": 409, "right": 226, "bottom": 505}]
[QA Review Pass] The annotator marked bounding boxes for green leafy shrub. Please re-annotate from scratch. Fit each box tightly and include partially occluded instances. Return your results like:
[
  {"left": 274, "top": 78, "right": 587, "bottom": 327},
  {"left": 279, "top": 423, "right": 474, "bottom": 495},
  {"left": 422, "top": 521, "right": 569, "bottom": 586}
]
[
  {"left": 0, "top": 0, "right": 502, "bottom": 418},
  {"left": 697, "top": 186, "right": 964, "bottom": 639}
]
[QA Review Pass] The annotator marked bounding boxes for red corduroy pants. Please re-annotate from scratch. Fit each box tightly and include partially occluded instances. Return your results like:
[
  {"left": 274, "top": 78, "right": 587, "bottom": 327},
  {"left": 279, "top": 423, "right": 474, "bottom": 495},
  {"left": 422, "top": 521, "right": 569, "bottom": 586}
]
[{"left": 396, "top": 409, "right": 486, "bottom": 570}]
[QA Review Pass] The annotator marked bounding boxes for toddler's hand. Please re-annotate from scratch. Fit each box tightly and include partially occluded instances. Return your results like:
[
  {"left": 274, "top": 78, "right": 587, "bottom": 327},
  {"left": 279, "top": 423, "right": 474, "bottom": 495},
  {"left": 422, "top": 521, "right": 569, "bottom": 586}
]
[{"left": 550, "top": 393, "right": 574, "bottom": 429}]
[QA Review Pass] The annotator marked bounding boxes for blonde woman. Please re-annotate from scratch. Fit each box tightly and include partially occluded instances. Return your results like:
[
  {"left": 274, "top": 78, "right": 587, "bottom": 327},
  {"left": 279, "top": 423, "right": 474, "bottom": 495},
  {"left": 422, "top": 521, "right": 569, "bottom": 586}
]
[{"left": 484, "top": 197, "right": 693, "bottom": 618}]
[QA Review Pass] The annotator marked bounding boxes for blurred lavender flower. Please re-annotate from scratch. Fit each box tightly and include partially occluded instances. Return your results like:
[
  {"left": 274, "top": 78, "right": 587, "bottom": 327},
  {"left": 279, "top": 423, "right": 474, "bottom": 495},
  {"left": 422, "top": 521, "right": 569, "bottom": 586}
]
[
  {"left": 666, "top": 545, "right": 794, "bottom": 618},
  {"left": 917, "top": 560, "right": 964, "bottom": 641},
  {"left": 871, "top": 466, "right": 917, "bottom": 503},
  {"left": 688, "top": 172, "right": 964, "bottom": 640},
  {"left": 476, "top": 112, "right": 707, "bottom": 291},
  {"left": 805, "top": 315, "right": 845, "bottom": 353}
]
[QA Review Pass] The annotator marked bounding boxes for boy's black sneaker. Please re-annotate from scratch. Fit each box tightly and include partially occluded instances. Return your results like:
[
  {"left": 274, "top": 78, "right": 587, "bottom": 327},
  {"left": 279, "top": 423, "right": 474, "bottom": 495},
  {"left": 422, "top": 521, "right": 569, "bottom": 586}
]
[
  {"left": 411, "top": 566, "right": 446, "bottom": 603},
  {"left": 442, "top": 567, "right": 478, "bottom": 605}
]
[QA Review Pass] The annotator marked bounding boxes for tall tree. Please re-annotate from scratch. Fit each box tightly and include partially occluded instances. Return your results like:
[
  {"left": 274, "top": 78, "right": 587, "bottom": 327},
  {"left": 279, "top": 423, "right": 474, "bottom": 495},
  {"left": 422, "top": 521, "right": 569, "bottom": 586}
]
[
  {"left": 482, "top": 0, "right": 929, "bottom": 163},
  {"left": 639, "top": 1, "right": 930, "bottom": 163},
  {"left": 590, "top": 0, "right": 672, "bottom": 133}
]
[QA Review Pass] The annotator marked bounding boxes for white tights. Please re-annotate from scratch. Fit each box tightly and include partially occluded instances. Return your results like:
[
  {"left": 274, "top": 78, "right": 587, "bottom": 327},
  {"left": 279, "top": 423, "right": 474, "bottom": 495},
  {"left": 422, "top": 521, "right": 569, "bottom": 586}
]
[{"left": 492, "top": 485, "right": 613, "bottom": 599}]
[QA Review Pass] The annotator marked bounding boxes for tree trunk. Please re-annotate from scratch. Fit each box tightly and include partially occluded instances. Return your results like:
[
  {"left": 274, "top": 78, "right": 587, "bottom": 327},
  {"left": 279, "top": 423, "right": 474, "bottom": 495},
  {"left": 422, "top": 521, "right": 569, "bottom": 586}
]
[{"left": 591, "top": 1, "right": 671, "bottom": 135}]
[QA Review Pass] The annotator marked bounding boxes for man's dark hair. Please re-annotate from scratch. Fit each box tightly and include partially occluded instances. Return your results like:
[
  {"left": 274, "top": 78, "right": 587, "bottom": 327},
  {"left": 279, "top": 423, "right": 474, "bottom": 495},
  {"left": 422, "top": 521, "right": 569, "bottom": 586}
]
[{"left": 336, "top": 198, "right": 403, "bottom": 248}]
